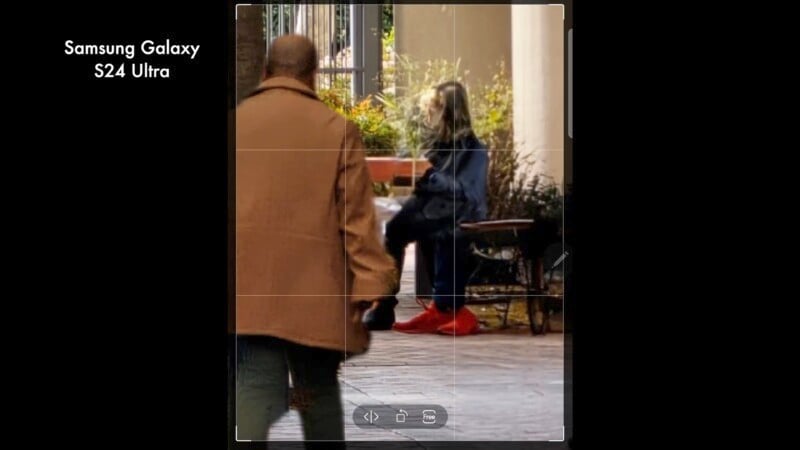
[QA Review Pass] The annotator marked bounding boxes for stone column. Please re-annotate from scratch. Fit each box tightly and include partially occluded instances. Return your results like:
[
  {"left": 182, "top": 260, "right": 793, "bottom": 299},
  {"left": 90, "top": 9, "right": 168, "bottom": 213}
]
[{"left": 512, "top": 5, "right": 564, "bottom": 187}]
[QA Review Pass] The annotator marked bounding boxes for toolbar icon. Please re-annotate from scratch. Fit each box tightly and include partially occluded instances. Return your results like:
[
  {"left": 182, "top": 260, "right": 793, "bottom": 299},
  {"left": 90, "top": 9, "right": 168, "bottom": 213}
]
[
  {"left": 363, "top": 410, "right": 379, "bottom": 425},
  {"left": 396, "top": 409, "right": 408, "bottom": 423}
]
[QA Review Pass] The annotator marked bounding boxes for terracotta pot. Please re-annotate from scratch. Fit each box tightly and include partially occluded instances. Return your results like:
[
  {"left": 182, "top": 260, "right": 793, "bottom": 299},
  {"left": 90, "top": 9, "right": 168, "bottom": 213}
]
[
  {"left": 395, "top": 158, "right": 431, "bottom": 178},
  {"left": 365, "top": 157, "right": 396, "bottom": 183},
  {"left": 366, "top": 157, "right": 431, "bottom": 183}
]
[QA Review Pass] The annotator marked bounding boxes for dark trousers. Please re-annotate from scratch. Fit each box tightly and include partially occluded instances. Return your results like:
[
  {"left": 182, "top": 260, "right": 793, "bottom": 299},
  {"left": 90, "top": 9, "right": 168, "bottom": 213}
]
[
  {"left": 385, "top": 196, "right": 470, "bottom": 311},
  {"left": 431, "top": 235, "right": 470, "bottom": 311},
  {"left": 235, "top": 335, "right": 344, "bottom": 442}
]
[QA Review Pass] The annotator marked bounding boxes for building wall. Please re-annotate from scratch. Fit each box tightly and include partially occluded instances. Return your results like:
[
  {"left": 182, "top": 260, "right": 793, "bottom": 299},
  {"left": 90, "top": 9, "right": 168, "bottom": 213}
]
[{"left": 395, "top": 4, "right": 511, "bottom": 87}]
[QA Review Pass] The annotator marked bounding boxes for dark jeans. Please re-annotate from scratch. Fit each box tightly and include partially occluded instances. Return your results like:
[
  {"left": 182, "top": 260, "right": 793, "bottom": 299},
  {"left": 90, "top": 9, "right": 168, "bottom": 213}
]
[
  {"left": 385, "top": 196, "right": 470, "bottom": 311},
  {"left": 431, "top": 235, "right": 470, "bottom": 311},
  {"left": 236, "top": 335, "right": 344, "bottom": 442}
]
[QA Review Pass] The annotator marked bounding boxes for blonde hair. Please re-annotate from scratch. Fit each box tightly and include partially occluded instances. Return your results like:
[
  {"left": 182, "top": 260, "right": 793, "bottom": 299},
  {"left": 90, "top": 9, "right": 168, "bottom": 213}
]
[{"left": 419, "top": 89, "right": 436, "bottom": 109}]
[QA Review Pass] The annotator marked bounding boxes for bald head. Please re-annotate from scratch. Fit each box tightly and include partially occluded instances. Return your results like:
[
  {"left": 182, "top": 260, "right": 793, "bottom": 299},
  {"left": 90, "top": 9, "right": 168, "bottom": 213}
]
[{"left": 265, "top": 34, "right": 318, "bottom": 86}]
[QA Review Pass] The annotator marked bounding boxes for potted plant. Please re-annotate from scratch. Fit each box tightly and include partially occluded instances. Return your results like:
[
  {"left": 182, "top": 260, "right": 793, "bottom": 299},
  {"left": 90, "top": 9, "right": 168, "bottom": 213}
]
[
  {"left": 345, "top": 97, "right": 413, "bottom": 186},
  {"left": 318, "top": 86, "right": 423, "bottom": 191}
]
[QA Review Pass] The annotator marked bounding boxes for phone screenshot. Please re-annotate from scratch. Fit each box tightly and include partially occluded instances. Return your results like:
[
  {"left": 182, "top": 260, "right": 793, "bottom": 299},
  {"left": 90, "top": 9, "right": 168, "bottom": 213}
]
[{"left": 233, "top": 2, "right": 572, "bottom": 447}]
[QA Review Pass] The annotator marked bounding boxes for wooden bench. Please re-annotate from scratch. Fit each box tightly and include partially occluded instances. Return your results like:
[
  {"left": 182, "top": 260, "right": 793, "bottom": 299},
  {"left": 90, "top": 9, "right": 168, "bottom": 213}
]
[{"left": 459, "top": 219, "right": 561, "bottom": 335}]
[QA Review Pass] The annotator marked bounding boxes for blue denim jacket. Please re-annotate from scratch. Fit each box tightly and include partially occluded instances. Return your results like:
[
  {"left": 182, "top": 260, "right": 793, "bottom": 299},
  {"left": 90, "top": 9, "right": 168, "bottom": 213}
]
[{"left": 417, "top": 135, "right": 489, "bottom": 224}]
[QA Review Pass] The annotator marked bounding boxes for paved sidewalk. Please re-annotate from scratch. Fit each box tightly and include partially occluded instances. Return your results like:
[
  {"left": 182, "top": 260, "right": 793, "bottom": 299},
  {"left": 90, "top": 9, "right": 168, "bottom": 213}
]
[{"left": 267, "top": 245, "right": 566, "bottom": 442}]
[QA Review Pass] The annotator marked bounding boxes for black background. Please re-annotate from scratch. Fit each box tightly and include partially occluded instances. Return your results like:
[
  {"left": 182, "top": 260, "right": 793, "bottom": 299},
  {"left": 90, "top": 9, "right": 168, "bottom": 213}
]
[
  {"left": 20, "top": 2, "right": 229, "bottom": 447},
  {"left": 10, "top": 1, "right": 673, "bottom": 448}
]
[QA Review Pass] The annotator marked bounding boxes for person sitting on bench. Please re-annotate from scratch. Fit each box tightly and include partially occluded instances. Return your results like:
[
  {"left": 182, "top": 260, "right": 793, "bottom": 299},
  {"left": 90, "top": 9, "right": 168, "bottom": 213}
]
[{"left": 364, "top": 81, "right": 488, "bottom": 336}]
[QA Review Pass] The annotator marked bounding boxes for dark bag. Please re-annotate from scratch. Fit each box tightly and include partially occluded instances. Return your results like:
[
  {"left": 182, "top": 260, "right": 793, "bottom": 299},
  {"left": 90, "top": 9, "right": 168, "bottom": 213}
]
[
  {"left": 418, "top": 141, "right": 468, "bottom": 222},
  {"left": 421, "top": 194, "right": 467, "bottom": 221}
]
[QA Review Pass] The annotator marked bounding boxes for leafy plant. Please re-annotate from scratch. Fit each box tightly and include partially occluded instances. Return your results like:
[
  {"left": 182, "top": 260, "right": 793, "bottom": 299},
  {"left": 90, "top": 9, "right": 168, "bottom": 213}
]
[
  {"left": 521, "top": 174, "right": 563, "bottom": 222},
  {"left": 349, "top": 97, "right": 399, "bottom": 156},
  {"left": 487, "top": 148, "right": 563, "bottom": 223},
  {"left": 319, "top": 87, "right": 398, "bottom": 156},
  {"left": 486, "top": 147, "right": 525, "bottom": 220},
  {"left": 318, "top": 83, "right": 348, "bottom": 111},
  {"left": 380, "top": 26, "right": 396, "bottom": 95},
  {"left": 383, "top": 23, "right": 395, "bottom": 49},
  {"left": 377, "top": 56, "right": 467, "bottom": 158},
  {"left": 382, "top": 3, "right": 394, "bottom": 34},
  {"left": 471, "top": 61, "right": 513, "bottom": 151},
  {"left": 377, "top": 53, "right": 515, "bottom": 152},
  {"left": 373, "top": 182, "right": 391, "bottom": 197}
]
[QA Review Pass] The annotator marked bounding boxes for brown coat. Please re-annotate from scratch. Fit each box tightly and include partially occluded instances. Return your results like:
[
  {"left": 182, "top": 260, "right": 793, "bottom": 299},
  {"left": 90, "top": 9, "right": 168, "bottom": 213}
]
[{"left": 236, "top": 77, "right": 396, "bottom": 355}]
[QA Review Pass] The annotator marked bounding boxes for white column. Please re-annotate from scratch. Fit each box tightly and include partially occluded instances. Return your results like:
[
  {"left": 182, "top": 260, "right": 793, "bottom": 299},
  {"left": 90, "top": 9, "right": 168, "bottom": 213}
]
[{"left": 512, "top": 5, "right": 564, "bottom": 187}]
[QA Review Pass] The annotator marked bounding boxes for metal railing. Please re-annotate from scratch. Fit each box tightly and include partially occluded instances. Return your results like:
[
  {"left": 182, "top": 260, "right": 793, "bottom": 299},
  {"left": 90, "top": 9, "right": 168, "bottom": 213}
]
[{"left": 263, "top": 3, "right": 382, "bottom": 99}]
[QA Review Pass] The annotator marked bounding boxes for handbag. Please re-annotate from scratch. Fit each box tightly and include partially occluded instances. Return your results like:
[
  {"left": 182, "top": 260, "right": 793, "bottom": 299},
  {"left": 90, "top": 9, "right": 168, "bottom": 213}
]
[{"left": 421, "top": 193, "right": 467, "bottom": 221}]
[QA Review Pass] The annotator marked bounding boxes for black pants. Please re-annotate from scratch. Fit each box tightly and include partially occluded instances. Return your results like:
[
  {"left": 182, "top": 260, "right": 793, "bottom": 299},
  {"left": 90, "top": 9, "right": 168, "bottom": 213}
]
[
  {"left": 385, "top": 196, "right": 470, "bottom": 311},
  {"left": 235, "top": 335, "right": 344, "bottom": 442}
]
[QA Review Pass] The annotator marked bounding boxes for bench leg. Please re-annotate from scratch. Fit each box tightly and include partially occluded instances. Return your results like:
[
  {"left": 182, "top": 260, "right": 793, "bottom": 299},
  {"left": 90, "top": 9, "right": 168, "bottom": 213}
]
[
  {"left": 501, "top": 298, "right": 511, "bottom": 328},
  {"left": 528, "top": 297, "right": 546, "bottom": 335},
  {"left": 527, "top": 298, "right": 534, "bottom": 335}
]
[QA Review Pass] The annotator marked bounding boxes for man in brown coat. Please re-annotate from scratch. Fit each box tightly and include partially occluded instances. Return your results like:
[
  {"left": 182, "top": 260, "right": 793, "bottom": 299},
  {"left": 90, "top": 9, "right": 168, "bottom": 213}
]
[{"left": 235, "top": 34, "right": 396, "bottom": 442}]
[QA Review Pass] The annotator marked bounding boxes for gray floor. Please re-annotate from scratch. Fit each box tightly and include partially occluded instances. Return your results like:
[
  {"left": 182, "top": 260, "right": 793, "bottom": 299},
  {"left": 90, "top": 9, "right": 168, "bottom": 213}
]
[{"left": 267, "top": 244, "right": 566, "bottom": 442}]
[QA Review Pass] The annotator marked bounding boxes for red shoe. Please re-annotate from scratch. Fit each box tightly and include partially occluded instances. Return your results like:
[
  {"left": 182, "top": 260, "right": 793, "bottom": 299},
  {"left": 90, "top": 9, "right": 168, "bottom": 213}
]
[
  {"left": 392, "top": 299, "right": 452, "bottom": 333},
  {"left": 437, "top": 307, "right": 480, "bottom": 336}
]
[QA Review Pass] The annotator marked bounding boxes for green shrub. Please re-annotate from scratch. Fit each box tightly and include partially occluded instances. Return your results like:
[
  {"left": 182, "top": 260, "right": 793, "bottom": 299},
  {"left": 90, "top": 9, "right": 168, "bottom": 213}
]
[
  {"left": 348, "top": 97, "right": 399, "bottom": 156},
  {"left": 319, "top": 88, "right": 399, "bottom": 157},
  {"left": 377, "top": 57, "right": 467, "bottom": 158}
]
